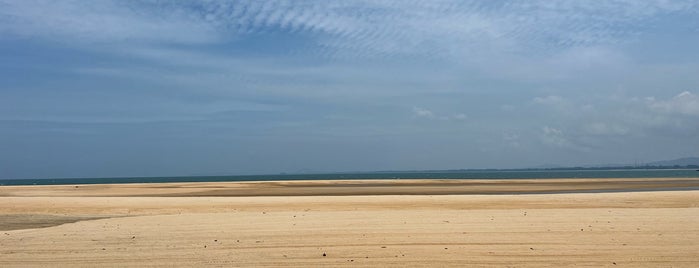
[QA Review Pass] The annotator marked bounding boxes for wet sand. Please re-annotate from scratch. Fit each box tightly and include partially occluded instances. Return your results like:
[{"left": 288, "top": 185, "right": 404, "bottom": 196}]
[{"left": 1, "top": 178, "right": 698, "bottom": 267}]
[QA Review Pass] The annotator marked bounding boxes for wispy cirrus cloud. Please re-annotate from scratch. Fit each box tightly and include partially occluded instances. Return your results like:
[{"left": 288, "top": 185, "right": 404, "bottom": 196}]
[
  {"left": 0, "top": 0, "right": 218, "bottom": 44},
  {"left": 2, "top": 0, "right": 698, "bottom": 61}
]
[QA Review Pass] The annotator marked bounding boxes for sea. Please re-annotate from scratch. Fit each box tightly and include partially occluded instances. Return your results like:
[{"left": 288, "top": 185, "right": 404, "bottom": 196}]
[{"left": 1, "top": 169, "right": 697, "bottom": 186}]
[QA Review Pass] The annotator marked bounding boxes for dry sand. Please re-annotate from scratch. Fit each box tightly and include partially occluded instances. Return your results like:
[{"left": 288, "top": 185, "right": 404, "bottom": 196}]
[{"left": 1, "top": 178, "right": 698, "bottom": 267}]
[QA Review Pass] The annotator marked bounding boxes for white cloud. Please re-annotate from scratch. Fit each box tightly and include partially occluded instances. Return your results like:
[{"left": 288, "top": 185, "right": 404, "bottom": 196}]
[
  {"left": 453, "top": 113, "right": 467, "bottom": 120},
  {"left": 503, "top": 132, "right": 520, "bottom": 148},
  {"left": 533, "top": 95, "right": 565, "bottom": 105},
  {"left": 541, "top": 126, "right": 589, "bottom": 151},
  {"left": 412, "top": 108, "right": 467, "bottom": 121},
  {"left": 583, "top": 122, "right": 629, "bottom": 136},
  {"left": 541, "top": 126, "right": 566, "bottom": 146},
  {"left": 531, "top": 95, "right": 575, "bottom": 111},
  {"left": 648, "top": 91, "right": 699, "bottom": 116},
  {"left": 412, "top": 107, "right": 434, "bottom": 118},
  {"left": 547, "top": 46, "right": 630, "bottom": 75}
]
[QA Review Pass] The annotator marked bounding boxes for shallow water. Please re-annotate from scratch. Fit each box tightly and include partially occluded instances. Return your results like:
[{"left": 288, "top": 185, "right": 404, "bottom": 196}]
[{"left": 1, "top": 169, "right": 698, "bottom": 186}]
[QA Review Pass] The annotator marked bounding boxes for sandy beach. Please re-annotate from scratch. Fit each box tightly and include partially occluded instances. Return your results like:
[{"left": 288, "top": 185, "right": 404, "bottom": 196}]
[{"left": 1, "top": 178, "right": 698, "bottom": 267}]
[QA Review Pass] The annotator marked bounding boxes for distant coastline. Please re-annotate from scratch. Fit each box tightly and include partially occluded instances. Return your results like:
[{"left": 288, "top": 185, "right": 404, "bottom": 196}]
[{"left": 369, "top": 165, "right": 699, "bottom": 174}]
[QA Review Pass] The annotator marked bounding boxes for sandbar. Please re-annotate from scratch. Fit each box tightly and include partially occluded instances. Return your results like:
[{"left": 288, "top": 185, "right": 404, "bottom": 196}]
[{"left": 1, "top": 178, "right": 698, "bottom": 267}]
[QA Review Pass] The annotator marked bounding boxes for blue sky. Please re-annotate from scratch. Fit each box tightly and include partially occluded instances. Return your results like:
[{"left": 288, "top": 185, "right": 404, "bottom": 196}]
[{"left": 1, "top": 0, "right": 699, "bottom": 179}]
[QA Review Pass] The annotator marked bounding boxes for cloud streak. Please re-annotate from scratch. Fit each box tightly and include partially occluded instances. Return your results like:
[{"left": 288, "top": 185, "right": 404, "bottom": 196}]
[{"left": 3, "top": 0, "right": 698, "bottom": 61}]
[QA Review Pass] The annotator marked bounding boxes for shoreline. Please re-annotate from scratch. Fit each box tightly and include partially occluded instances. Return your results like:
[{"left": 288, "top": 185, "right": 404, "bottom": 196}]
[{"left": 2, "top": 178, "right": 698, "bottom": 197}]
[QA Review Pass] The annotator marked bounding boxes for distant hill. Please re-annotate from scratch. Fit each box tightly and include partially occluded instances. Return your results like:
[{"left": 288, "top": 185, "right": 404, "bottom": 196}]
[
  {"left": 645, "top": 157, "right": 699, "bottom": 167},
  {"left": 527, "top": 157, "right": 699, "bottom": 171}
]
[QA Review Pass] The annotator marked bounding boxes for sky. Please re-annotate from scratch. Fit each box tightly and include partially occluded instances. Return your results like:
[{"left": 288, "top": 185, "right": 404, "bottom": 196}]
[{"left": 1, "top": 0, "right": 699, "bottom": 179}]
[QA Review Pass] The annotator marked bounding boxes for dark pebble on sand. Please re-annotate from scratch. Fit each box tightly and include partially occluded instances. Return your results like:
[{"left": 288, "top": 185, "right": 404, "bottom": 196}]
[{"left": 322, "top": 253, "right": 326, "bottom": 257}]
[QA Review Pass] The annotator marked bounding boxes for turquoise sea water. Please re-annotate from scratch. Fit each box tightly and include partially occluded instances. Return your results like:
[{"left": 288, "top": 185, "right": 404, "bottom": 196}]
[{"left": 1, "top": 169, "right": 697, "bottom": 186}]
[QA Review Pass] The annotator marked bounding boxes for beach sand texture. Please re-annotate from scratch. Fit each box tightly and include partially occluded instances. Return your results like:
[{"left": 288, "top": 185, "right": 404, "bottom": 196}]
[{"left": 1, "top": 178, "right": 698, "bottom": 267}]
